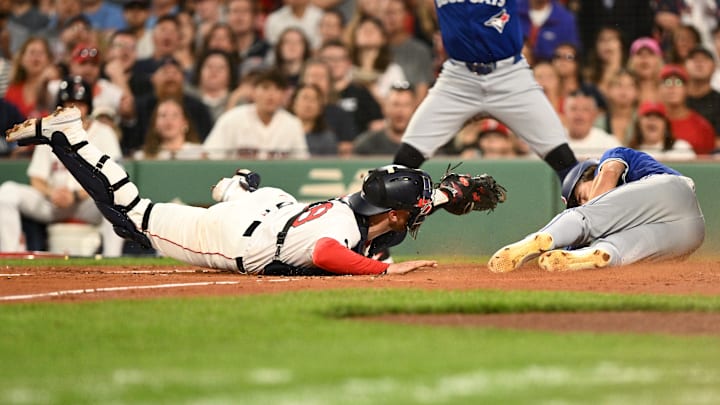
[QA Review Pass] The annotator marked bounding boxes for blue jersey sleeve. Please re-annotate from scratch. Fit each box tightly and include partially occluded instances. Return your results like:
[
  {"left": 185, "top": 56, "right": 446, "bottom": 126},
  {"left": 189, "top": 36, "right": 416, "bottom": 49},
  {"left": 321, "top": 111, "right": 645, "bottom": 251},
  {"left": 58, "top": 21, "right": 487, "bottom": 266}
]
[
  {"left": 597, "top": 147, "right": 682, "bottom": 184},
  {"left": 435, "top": 0, "right": 523, "bottom": 63}
]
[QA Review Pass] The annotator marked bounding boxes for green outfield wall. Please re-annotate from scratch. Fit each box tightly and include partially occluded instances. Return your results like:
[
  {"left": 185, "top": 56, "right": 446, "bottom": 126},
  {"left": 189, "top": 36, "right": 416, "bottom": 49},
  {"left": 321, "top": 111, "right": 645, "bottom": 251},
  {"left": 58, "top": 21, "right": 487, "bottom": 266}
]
[{"left": 1, "top": 158, "right": 717, "bottom": 257}]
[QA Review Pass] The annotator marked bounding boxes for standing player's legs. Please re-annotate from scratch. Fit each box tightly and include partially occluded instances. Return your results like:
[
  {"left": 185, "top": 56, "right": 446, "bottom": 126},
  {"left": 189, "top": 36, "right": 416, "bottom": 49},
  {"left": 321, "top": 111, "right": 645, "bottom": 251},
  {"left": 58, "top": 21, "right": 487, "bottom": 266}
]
[
  {"left": 393, "top": 60, "right": 490, "bottom": 168},
  {"left": 484, "top": 62, "right": 577, "bottom": 179}
]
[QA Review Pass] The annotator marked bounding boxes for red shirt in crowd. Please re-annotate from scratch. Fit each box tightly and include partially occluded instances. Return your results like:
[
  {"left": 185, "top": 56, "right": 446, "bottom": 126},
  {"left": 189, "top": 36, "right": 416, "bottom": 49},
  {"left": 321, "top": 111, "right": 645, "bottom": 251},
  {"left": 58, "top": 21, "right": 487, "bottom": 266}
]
[{"left": 669, "top": 111, "right": 716, "bottom": 155}]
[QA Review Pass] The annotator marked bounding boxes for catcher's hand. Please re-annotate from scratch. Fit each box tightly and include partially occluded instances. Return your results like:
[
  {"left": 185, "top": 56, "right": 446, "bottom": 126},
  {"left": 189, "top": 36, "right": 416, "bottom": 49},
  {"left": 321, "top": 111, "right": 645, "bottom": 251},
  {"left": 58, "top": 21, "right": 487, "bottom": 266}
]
[{"left": 437, "top": 172, "right": 507, "bottom": 215}]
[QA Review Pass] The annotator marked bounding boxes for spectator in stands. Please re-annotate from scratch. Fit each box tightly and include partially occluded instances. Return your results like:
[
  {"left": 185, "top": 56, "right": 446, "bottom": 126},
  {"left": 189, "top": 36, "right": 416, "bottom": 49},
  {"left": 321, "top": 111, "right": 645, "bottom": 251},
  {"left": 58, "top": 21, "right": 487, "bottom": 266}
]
[
  {"left": 103, "top": 29, "right": 149, "bottom": 103},
  {"left": 0, "top": 98, "right": 25, "bottom": 157},
  {"left": 667, "top": 24, "right": 702, "bottom": 64},
  {"left": 289, "top": 83, "right": 338, "bottom": 156},
  {"left": 552, "top": 43, "right": 606, "bottom": 110},
  {"left": 451, "top": 118, "right": 519, "bottom": 159},
  {"left": 226, "top": 0, "right": 271, "bottom": 75},
  {"left": 344, "top": 0, "right": 383, "bottom": 45},
  {"left": 0, "top": 10, "right": 15, "bottom": 95},
  {"left": 658, "top": 64, "right": 715, "bottom": 155},
  {"left": 5, "top": 37, "right": 57, "bottom": 118},
  {"left": 264, "top": 0, "right": 324, "bottom": 48},
  {"left": 518, "top": 0, "right": 580, "bottom": 63},
  {"left": 132, "top": 14, "right": 182, "bottom": 79},
  {"left": 226, "top": 69, "right": 262, "bottom": 108},
  {"left": 43, "top": 0, "right": 82, "bottom": 61},
  {"left": 134, "top": 97, "right": 204, "bottom": 160},
  {"left": 595, "top": 69, "right": 639, "bottom": 146},
  {"left": 80, "top": 0, "right": 125, "bottom": 32},
  {"left": 299, "top": 58, "right": 357, "bottom": 151},
  {"left": 0, "top": 76, "right": 124, "bottom": 256},
  {"left": 381, "top": 0, "right": 433, "bottom": 101},
  {"left": 146, "top": 0, "right": 180, "bottom": 28},
  {"left": 9, "top": 0, "right": 48, "bottom": 52},
  {"left": 349, "top": 15, "right": 406, "bottom": 102},
  {"left": 203, "top": 69, "right": 309, "bottom": 160},
  {"left": 55, "top": 14, "right": 94, "bottom": 66},
  {"left": 193, "top": 0, "right": 226, "bottom": 51},
  {"left": 172, "top": 10, "right": 197, "bottom": 78},
  {"left": 575, "top": 0, "right": 653, "bottom": 56},
  {"left": 318, "top": 8, "right": 345, "bottom": 46},
  {"left": 564, "top": 89, "right": 621, "bottom": 158},
  {"left": 201, "top": 23, "right": 238, "bottom": 57},
  {"left": 711, "top": 26, "right": 720, "bottom": 92},
  {"left": 188, "top": 50, "right": 237, "bottom": 121},
  {"left": 353, "top": 82, "right": 416, "bottom": 155},
  {"left": 270, "top": 27, "right": 312, "bottom": 91},
  {"left": 313, "top": 0, "right": 355, "bottom": 23},
  {"left": 684, "top": 46, "right": 720, "bottom": 141},
  {"left": 533, "top": 60, "right": 564, "bottom": 120},
  {"left": 122, "top": 0, "right": 153, "bottom": 59},
  {"left": 629, "top": 100, "right": 696, "bottom": 161},
  {"left": 627, "top": 37, "right": 664, "bottom": 104},
  {"left": 676, "top": 1, "right": 718, "bottom": 54},
  {"left": 318, "top": 39, "right": 384, "bottom": 147},
  {"left": 120, "top": 56, "right": 213, "bottom": 156},
  {"left": 585, "top": 26, "right": 626, "bottom": 98},
  {"left": 50, "top": 43, "right": 125, "bottom": 116}
]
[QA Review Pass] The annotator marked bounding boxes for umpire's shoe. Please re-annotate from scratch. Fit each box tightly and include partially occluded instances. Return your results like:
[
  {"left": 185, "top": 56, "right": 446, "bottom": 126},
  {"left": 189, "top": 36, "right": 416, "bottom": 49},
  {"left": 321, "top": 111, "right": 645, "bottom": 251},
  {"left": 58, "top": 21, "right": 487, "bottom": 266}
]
[
  {"left": 211, "top": 169, "right": 261, "bottom": 202},
  {"left": 488, "top": 233, "right": 554, "bottom": 273},
  {"left": 538, "top": 248, "right": 611, "bottom": 272},
  {"left": 6, "top": 106, "right": 84, "bottom": 146}
]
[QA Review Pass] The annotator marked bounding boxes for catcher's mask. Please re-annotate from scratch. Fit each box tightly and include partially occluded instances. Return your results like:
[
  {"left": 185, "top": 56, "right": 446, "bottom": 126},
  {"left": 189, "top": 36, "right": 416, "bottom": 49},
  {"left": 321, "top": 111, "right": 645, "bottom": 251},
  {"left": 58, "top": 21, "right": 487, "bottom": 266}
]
[
  {"left": 561, "top": 159, "right": 599, "bottom": 208},
  {"left": 346, "top": 165, "right": 433, "bottom": 238},
  {"left": 57, "top": 75, "right": 93, "bottom": 114}
]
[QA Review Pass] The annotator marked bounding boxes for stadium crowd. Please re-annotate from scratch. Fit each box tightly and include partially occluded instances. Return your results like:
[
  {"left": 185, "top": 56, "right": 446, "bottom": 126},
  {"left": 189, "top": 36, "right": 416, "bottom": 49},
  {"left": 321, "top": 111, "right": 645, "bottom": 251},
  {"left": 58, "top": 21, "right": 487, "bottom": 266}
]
[
  {"left": 1, "top": 0, "right": 720, "bottom": 254},
  {"left": 1, "top": 0, "right": 720, "bottom": 161}
]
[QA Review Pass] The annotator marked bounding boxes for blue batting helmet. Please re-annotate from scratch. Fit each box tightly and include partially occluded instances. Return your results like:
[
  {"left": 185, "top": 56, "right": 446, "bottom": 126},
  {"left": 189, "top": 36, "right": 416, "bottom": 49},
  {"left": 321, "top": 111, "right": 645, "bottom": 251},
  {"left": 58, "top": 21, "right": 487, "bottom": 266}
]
[{"left": 561, "top": 159, "right": 599, "bottom": 208}]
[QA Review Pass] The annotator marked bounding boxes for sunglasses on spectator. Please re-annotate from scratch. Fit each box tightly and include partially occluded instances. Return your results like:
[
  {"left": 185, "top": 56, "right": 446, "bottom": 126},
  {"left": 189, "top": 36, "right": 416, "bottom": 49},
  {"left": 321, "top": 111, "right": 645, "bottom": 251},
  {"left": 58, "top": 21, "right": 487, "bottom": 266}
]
[
  {"left": 390, "top": 81, "right": 414, "bottom": 91},
  {"left": 553, "top": 53, "right": 576, "bottom": 61},
  {"left": 662, "top": 78, "right": 685, "bottom": 87},
  {"left": 78, "top": 48, "right": 99, "bottom": 58}
]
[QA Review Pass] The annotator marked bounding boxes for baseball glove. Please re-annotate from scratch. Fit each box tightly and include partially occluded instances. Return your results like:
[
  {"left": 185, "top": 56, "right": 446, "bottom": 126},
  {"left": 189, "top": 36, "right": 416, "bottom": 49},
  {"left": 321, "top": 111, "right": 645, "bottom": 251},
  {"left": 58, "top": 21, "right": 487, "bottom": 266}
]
[{"left": 437, "top": 171, "right": 507, "bottom": 215}]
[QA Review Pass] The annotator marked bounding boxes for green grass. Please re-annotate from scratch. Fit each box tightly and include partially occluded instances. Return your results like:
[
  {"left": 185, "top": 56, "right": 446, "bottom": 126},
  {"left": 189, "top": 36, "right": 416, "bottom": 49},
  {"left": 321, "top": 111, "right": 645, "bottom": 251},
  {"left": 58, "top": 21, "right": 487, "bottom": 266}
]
[{"left": 1, "top": 289, "right": 719, "bottom": 404}]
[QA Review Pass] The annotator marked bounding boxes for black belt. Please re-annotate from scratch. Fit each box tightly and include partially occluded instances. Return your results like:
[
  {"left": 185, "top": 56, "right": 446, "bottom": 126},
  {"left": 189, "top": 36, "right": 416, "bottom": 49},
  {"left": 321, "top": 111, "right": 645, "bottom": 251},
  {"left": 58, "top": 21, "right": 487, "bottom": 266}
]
[{"left": 464, "top": 54, "right": 522, "bottom": 75}]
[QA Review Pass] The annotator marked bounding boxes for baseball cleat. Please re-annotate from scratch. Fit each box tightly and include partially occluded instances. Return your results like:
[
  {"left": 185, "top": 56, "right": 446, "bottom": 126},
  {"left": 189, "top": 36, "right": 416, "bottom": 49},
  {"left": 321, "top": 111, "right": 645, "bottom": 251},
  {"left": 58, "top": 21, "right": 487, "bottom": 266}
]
[
  {"left": 487, "top": 232, "right": 554, "bottom": 273},
  {"left": 211, "top": 169, "right": 261, "bottom": 202},
  {"left": 538, "top": 248, "right": 611, "bottom": 272},
  {"left": 5, "top": 106, "right": 83, "bottom": 146}
]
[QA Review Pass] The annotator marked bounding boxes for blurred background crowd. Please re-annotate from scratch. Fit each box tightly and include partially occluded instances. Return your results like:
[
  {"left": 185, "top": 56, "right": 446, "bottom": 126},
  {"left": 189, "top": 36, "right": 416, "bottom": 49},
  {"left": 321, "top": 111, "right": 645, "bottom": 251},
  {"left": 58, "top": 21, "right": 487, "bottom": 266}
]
[
  {"left": 2, "top": 0, "right": 720, "bottom": 255},
  {"left": 1, "top": 0, "right": 720, "bottom": 162}
]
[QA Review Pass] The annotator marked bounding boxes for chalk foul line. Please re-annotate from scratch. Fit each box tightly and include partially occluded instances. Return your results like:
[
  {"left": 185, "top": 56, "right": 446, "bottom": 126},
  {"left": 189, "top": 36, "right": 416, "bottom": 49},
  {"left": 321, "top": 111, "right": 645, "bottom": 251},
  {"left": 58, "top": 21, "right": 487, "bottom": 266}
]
[{"left": 0, "top": 281, "right": 241, "bottom": 302}]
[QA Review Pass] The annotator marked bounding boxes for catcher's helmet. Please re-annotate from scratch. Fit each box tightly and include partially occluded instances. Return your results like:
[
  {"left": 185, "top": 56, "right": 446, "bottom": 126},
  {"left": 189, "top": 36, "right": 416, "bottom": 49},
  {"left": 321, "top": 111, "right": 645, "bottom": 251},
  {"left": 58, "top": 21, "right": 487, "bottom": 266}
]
[
  {"left": 57, "top": 76, "right": 93, "bottom": 113},
  {"left": 346, "top": 165, "right": 433, "bottom": 238},
  {"left": 561, "top": 159, "right": 599, "bottom": 208}
]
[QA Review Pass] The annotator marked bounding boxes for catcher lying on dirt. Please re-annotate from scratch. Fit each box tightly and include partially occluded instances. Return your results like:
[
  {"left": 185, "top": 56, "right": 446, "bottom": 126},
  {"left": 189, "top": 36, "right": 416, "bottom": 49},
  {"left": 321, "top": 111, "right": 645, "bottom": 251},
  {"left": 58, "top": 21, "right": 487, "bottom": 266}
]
[{"left": 6, "top": 106, "right": 506, "bottom": 276}]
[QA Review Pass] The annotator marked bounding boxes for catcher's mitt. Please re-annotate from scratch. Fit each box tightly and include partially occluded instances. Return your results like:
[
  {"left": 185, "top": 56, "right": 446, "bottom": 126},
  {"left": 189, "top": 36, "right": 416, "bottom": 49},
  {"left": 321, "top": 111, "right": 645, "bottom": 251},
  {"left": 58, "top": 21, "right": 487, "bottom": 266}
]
[{"left": 437, "top": 172, "right": 507, "bottom": 215}]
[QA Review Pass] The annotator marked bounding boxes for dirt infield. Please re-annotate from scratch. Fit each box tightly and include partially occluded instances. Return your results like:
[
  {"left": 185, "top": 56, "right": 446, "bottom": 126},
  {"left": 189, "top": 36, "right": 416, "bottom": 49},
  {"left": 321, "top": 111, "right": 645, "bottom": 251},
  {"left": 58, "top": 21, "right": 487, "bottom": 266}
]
[{"left": 2, "top": 259, "right": 719, "bottom": 335}]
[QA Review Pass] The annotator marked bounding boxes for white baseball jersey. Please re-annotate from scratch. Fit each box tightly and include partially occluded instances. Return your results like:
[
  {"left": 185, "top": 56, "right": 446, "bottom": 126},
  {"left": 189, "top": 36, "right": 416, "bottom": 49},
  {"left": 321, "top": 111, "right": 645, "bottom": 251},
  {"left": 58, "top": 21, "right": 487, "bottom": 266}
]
[
  {"left": 202, "top": 104, "right": 309, "bottom": 160},
  {"left": 141, "top": 187, "right": 363, "bottom": 273}
]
